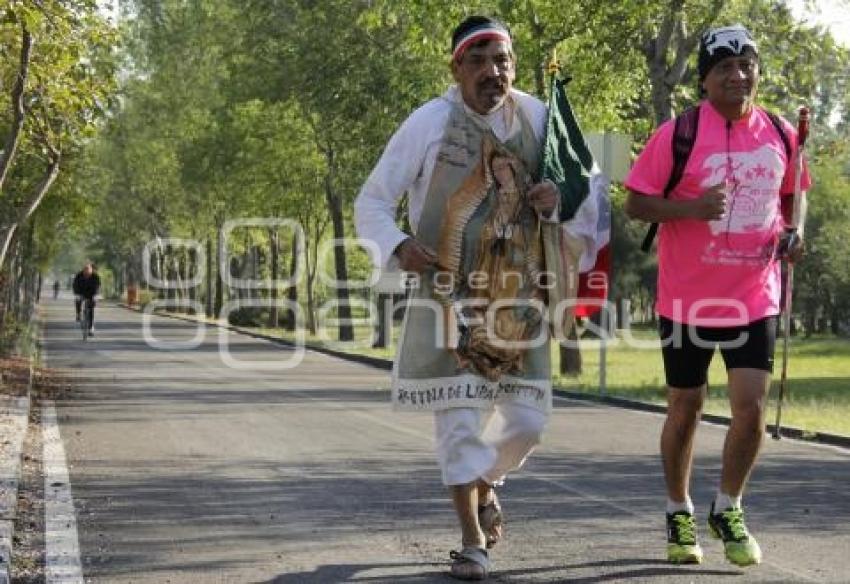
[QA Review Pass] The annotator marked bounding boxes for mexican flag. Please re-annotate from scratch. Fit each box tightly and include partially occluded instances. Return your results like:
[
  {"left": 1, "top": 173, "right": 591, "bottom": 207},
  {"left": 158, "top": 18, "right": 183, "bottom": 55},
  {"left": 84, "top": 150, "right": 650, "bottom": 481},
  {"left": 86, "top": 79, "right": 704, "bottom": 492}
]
[{"left": 539, "top": 74, "right": 611, "bottom": 317}]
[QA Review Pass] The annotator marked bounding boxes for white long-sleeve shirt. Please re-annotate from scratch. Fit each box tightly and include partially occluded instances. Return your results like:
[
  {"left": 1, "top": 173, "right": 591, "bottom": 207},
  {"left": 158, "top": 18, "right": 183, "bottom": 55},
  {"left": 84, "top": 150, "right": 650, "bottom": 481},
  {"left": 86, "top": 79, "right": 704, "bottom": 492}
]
[{"left": 354, "top": 85, "right": 548, "bottom": 269}]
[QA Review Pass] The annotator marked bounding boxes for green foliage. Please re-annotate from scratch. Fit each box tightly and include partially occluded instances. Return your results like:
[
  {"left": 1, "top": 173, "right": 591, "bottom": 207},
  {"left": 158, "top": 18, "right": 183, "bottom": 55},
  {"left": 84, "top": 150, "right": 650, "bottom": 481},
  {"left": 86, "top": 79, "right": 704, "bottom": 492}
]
[
  {"left": 0, "top": 0, "right": 119, "bottom": 323},
  {"left": 22, "top": 0, "right": 849, "bottom": 340},
  {"left": 555, "top": 329, "right": 850, "bottom": 436},
  {"left": 794, "top": 139, "right": 850, "bottom": 333}
]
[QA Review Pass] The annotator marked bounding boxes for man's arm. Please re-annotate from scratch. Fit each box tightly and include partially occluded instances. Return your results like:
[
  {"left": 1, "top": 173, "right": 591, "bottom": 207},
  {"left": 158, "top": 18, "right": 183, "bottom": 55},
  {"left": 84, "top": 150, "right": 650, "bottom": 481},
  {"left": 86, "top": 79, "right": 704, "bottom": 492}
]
[
  {"left": 624, "top": 184, "right": 728, "bottom": 223},
  {"left": 354, "top": 101, "right": 444, "bottom": 270}
]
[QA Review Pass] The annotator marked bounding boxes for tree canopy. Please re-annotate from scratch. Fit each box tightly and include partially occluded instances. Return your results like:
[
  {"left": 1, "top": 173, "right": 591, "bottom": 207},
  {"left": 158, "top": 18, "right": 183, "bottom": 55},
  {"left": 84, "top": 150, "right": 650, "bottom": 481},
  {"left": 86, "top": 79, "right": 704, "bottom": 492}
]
[{"left": 2, "top": 0, "right": 849, "bottom": 338}]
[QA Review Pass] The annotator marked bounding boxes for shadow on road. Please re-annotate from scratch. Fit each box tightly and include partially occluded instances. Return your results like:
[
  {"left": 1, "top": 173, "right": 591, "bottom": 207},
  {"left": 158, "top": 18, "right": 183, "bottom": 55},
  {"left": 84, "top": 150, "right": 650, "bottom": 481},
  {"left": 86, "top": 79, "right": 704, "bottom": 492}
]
[
  {"left": 259, "top": 562, "right": 448, "bottom": 583},
  {"left": 521, "top": 451, "right": 850, "bottom": 536},
  {"left": 258, "top": 558, "right": 741, "bottom": 583},
  {"left": 550, "top": 558, "right": 741, "bottom": 582},
  {"left": 43, "top": 303, "right": 848, "bottom": 582}
]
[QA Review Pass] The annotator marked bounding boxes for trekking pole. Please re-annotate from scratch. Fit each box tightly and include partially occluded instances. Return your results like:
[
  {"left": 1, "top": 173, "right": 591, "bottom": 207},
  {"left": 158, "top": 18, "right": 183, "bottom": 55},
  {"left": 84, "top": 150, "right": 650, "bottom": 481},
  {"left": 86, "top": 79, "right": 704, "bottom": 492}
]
[{"left": 773, "top": 106, "right": 809, "bottom": 440}]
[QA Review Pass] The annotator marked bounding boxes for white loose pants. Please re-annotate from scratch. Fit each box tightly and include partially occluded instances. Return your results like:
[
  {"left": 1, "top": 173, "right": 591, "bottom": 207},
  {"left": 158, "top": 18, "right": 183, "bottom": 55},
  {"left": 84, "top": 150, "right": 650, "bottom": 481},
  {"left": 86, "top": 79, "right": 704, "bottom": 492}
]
[{"left": 434, "top": 402, "right": 548, "bottom": 486}]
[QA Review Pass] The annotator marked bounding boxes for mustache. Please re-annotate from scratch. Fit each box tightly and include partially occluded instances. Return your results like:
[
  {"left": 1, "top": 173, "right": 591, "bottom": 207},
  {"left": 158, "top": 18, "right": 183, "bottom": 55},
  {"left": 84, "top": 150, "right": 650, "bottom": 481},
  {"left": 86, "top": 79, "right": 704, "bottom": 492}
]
[{"left": 478, "top": 79, "right": 506, "bottom": 91}]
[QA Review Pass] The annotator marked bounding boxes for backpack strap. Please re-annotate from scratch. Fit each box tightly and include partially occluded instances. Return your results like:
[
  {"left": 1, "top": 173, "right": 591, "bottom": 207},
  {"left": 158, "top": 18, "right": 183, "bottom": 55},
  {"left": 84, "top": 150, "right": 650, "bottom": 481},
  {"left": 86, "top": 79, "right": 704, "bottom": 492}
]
[
  {"left": 639, "top": 106, "right": 792, "bottom": 253},
  {"left": 640, "top": 105, "right": 701, "bottom": 252},
  {"left": 764, "top": 109, "right": 792, "bottom": 168}
]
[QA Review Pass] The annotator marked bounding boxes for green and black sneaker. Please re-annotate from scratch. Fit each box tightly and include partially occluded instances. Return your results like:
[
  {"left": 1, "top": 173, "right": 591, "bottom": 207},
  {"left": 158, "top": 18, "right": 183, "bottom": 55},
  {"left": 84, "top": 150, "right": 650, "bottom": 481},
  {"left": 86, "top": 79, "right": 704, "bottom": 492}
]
[
  {"left": 707, "top": 502, "right": 762, "bottom": 566},
  {"left": 667, "top": 510, "right": 703, "bottom": 564}
]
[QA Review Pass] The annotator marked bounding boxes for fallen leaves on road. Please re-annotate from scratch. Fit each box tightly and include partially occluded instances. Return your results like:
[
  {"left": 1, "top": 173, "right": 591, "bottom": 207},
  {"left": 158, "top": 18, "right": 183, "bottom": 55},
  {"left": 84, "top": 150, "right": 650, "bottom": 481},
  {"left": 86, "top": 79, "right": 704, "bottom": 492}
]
[
  {"left": 0, "top": 358, "right": 73, "bottom": 400},
  {"left": 0, "top": 357, "right": 31, "bottom": 397},
  {"left": 32, "top": 367, "right": 72, "bottom": 400}
]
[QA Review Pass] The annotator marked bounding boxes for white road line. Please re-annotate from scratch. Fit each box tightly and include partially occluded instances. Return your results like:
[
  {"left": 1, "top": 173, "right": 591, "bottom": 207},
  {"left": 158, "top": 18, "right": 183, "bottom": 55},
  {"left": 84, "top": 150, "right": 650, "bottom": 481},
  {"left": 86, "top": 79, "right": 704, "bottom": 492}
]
[{"left": 43, "top": 401, "right": 83, "bottom": 584}]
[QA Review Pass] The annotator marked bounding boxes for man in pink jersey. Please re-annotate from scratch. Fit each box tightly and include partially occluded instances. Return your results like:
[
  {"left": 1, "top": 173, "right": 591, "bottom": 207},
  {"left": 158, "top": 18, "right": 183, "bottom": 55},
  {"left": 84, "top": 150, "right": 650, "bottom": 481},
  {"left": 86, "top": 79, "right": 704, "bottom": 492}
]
[{"left": 624, "top": 24, "right": 810, "bottom": 567}]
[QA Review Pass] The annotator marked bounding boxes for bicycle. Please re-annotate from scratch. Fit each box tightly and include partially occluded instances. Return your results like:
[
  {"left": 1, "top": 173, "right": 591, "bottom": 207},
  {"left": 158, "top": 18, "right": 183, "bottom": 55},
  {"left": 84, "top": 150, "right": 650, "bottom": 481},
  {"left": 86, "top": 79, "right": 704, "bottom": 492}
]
[{"left": 80, "top": 297, "right": 95, "bottom": 341}]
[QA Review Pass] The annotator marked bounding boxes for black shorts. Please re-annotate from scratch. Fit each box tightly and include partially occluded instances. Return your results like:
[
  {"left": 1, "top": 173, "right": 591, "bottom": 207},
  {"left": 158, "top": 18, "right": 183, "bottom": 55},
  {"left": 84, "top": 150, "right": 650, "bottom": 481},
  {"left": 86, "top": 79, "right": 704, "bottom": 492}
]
[{"left": 658, "top": 316, "right": 777, "bottom": 389}]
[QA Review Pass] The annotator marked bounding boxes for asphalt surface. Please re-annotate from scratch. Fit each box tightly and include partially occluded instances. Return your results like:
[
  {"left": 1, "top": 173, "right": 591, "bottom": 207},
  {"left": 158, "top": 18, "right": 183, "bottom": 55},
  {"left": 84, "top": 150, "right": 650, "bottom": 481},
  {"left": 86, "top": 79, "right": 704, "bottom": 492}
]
[{"left": 40, "top": 297, "right": 850, "bottom": 583}]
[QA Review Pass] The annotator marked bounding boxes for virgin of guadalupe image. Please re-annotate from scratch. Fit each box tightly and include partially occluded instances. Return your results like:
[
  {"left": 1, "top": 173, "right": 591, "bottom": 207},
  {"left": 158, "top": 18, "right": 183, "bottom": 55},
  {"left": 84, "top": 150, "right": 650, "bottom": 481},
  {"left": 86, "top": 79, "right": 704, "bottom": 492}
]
[
  {"left": 435, "top": 138, "right": 546, "bottom": 382},
  {"left": 389, "top": 123, "right": 566, "bottom": 415}
]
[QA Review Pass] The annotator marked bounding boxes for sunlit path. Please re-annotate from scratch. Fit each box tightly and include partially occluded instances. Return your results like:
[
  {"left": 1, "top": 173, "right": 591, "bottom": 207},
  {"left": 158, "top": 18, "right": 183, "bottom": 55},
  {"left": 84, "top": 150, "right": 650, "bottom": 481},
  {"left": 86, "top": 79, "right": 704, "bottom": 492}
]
[{"left": 34, "top": 297, "right": 850, "bottom": 582}]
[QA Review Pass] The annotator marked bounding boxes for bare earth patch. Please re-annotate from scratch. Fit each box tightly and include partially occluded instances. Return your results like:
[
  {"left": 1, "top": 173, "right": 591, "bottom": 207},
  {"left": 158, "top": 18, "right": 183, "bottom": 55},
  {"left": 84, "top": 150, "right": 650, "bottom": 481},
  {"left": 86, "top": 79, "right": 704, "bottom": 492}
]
[{"left": 10, "top": 404, "right": 45, "bottom": 583}]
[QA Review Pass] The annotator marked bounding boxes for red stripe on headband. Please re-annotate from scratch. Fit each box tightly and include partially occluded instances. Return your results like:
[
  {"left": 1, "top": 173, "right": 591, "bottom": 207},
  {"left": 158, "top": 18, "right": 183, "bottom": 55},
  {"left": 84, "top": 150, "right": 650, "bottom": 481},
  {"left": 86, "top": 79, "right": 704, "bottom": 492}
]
[{"left": 452, "top": 30, "right": 512, "bottom": 61}]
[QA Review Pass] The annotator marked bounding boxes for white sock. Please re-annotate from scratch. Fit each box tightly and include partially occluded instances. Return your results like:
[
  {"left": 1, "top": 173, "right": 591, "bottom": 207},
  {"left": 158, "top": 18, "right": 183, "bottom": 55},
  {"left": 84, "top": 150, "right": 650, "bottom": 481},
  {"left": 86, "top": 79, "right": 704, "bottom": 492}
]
[
  {"left": 667, "top": 496, "right": 694, "bottom": 514},
  {"left": 714, "top": 491, "right": 742, "bottom": 511}
]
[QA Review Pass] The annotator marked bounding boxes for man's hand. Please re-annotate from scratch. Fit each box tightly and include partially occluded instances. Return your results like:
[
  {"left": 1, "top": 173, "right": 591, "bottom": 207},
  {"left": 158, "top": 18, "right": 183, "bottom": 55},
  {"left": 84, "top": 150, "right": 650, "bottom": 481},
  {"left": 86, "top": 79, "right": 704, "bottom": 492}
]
[
  {"left": 394, "top": 237, "right": 438, "bottom": 274},
  {"left": 688, "top": 182, "right": 728, "bottom": 221},
  {"left": 776, "top": 229, "right": 805, "bottom": 263},
  {"left": 527, "top": 180, "right": 559, "bottom": 216}
]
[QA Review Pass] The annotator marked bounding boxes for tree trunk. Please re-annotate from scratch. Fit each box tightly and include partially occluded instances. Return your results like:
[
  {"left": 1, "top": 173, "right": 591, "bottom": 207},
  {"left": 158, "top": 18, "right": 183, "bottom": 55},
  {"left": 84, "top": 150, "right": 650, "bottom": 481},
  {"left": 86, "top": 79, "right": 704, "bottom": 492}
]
[
  {"left": 305, "top": 274, "right": 317, "bottom": 336},
  {"left": 21, "top": 227, "right": 35, "bottom": 315},
  {"left": 642, "top": 1, "right": 723, "bottom": 125},
  {"left": 205, "top": 238, "right": 213, "bottom": 317},
  {"left": 169, "top": 253, "right": 179, "bottom": 305},
  {"left": 526, "top": 7, "right": 547, "bottom": 97},
  {"left": 157, "top": 246, "right": 166, "bottom": 300},
  {"left": 0, "top": 27, "right": 32, "bottom": 193},
  {"left": 249, "top": 247, "right": 258, "bottom": 300},
  {"left": 559, "top": 325, "right": 582, "bottom": 376},
  {"left": 646, "top": 28, "right": 676, "bottom": 125},
  {"left": 284, "top": 232, "right": 299, "bottom": 331},
  {"left": 0, "top": 156, "right": 60, "bottom": 270},
  {"left": 373, "top": 292, "right": 389, "bottom": 348},
  {"left": 215, "top": 224, "right": 224, "bottom": 317},
  {"left": 185, "top": 248, "right": 193, "bottom": 306},
  {"left": 186, "top": 248, "right": 195, "bottom": 308},
  {"left": 269, "top": 228, "right": 279, "bottom": 328},
  {"left": 115, "top": 264, "right": 123, "bottom": 298},
  {"left": 322, "top": 146, "right": 353, "bottom": 341},
  {"left": 304, "top": 238, "right": 317, "bottom": 335}
]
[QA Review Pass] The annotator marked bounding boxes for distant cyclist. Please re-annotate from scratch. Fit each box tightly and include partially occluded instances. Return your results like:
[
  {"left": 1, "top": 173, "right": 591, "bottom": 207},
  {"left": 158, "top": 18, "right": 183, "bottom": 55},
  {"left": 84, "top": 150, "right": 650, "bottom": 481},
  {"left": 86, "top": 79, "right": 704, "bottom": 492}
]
[{"left": 73, "top": 262, "right": 101, "bottom": 335}]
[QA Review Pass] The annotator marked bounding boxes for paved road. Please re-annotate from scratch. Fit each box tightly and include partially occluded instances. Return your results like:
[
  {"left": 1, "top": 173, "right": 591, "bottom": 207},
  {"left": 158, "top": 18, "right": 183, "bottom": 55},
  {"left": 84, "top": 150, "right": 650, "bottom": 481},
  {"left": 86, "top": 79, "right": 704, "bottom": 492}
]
[{"left": 41, "top": 297, "right": 849, "bottom": 583}]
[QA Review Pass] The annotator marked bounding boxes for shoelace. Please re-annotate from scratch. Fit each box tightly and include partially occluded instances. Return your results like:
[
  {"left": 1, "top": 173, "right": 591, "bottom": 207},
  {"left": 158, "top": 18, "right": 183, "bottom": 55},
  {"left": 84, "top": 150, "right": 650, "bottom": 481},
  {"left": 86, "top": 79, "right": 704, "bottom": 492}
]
[
  {"left": 721, "top": 509, "right": 749, "bottom": 541},
  {"left": 674, "top": 514, "right": 698, "bottom": 544}
]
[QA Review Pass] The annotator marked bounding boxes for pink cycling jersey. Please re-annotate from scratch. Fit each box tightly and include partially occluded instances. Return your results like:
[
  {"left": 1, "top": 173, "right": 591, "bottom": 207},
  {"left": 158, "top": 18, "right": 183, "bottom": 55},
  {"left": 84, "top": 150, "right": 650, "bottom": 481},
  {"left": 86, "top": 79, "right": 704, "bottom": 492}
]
[{"left": 625, "top": 101, "right": 811, "bottom": 326}]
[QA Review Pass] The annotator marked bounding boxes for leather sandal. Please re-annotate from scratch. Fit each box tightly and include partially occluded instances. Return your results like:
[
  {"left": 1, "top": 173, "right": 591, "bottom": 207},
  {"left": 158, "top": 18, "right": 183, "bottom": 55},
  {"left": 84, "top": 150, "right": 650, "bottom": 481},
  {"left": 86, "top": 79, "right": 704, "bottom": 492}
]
[{"left": 449, "top": 547, "right": 490, "bottom": 580}]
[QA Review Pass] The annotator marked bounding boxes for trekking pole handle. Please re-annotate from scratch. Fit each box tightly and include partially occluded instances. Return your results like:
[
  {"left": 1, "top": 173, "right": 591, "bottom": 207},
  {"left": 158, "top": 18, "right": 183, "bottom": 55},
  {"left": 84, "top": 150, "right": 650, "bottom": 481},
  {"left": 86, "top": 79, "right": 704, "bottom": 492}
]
[{"left": 797, "top": 106, "right": 809, "bottom": 148}]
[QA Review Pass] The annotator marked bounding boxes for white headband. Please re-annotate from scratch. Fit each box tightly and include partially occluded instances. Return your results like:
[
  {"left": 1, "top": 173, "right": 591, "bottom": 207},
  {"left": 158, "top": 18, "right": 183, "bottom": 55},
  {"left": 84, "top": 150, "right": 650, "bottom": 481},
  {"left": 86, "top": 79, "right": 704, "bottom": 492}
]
[
  {"left": 702, "top": 25, "right": 758, "bottom": 56},
  {"left": 452, "top": 25, "right": 512, "bottom": 62}
]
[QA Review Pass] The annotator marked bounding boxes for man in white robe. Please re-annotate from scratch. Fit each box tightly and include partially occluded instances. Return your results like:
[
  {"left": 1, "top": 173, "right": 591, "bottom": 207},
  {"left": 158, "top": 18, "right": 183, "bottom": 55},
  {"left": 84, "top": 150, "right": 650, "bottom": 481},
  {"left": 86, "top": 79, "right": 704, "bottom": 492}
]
[{"left": 355, "top": 15, "right": 562, "bottom": 581}]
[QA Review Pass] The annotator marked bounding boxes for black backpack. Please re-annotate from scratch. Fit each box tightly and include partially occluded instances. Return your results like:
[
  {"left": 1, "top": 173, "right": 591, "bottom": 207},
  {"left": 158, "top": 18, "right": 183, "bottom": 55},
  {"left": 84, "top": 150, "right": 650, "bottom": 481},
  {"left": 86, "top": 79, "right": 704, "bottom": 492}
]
[{"left": 640, "top": 105, "right": 792, "bottom": 252}]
